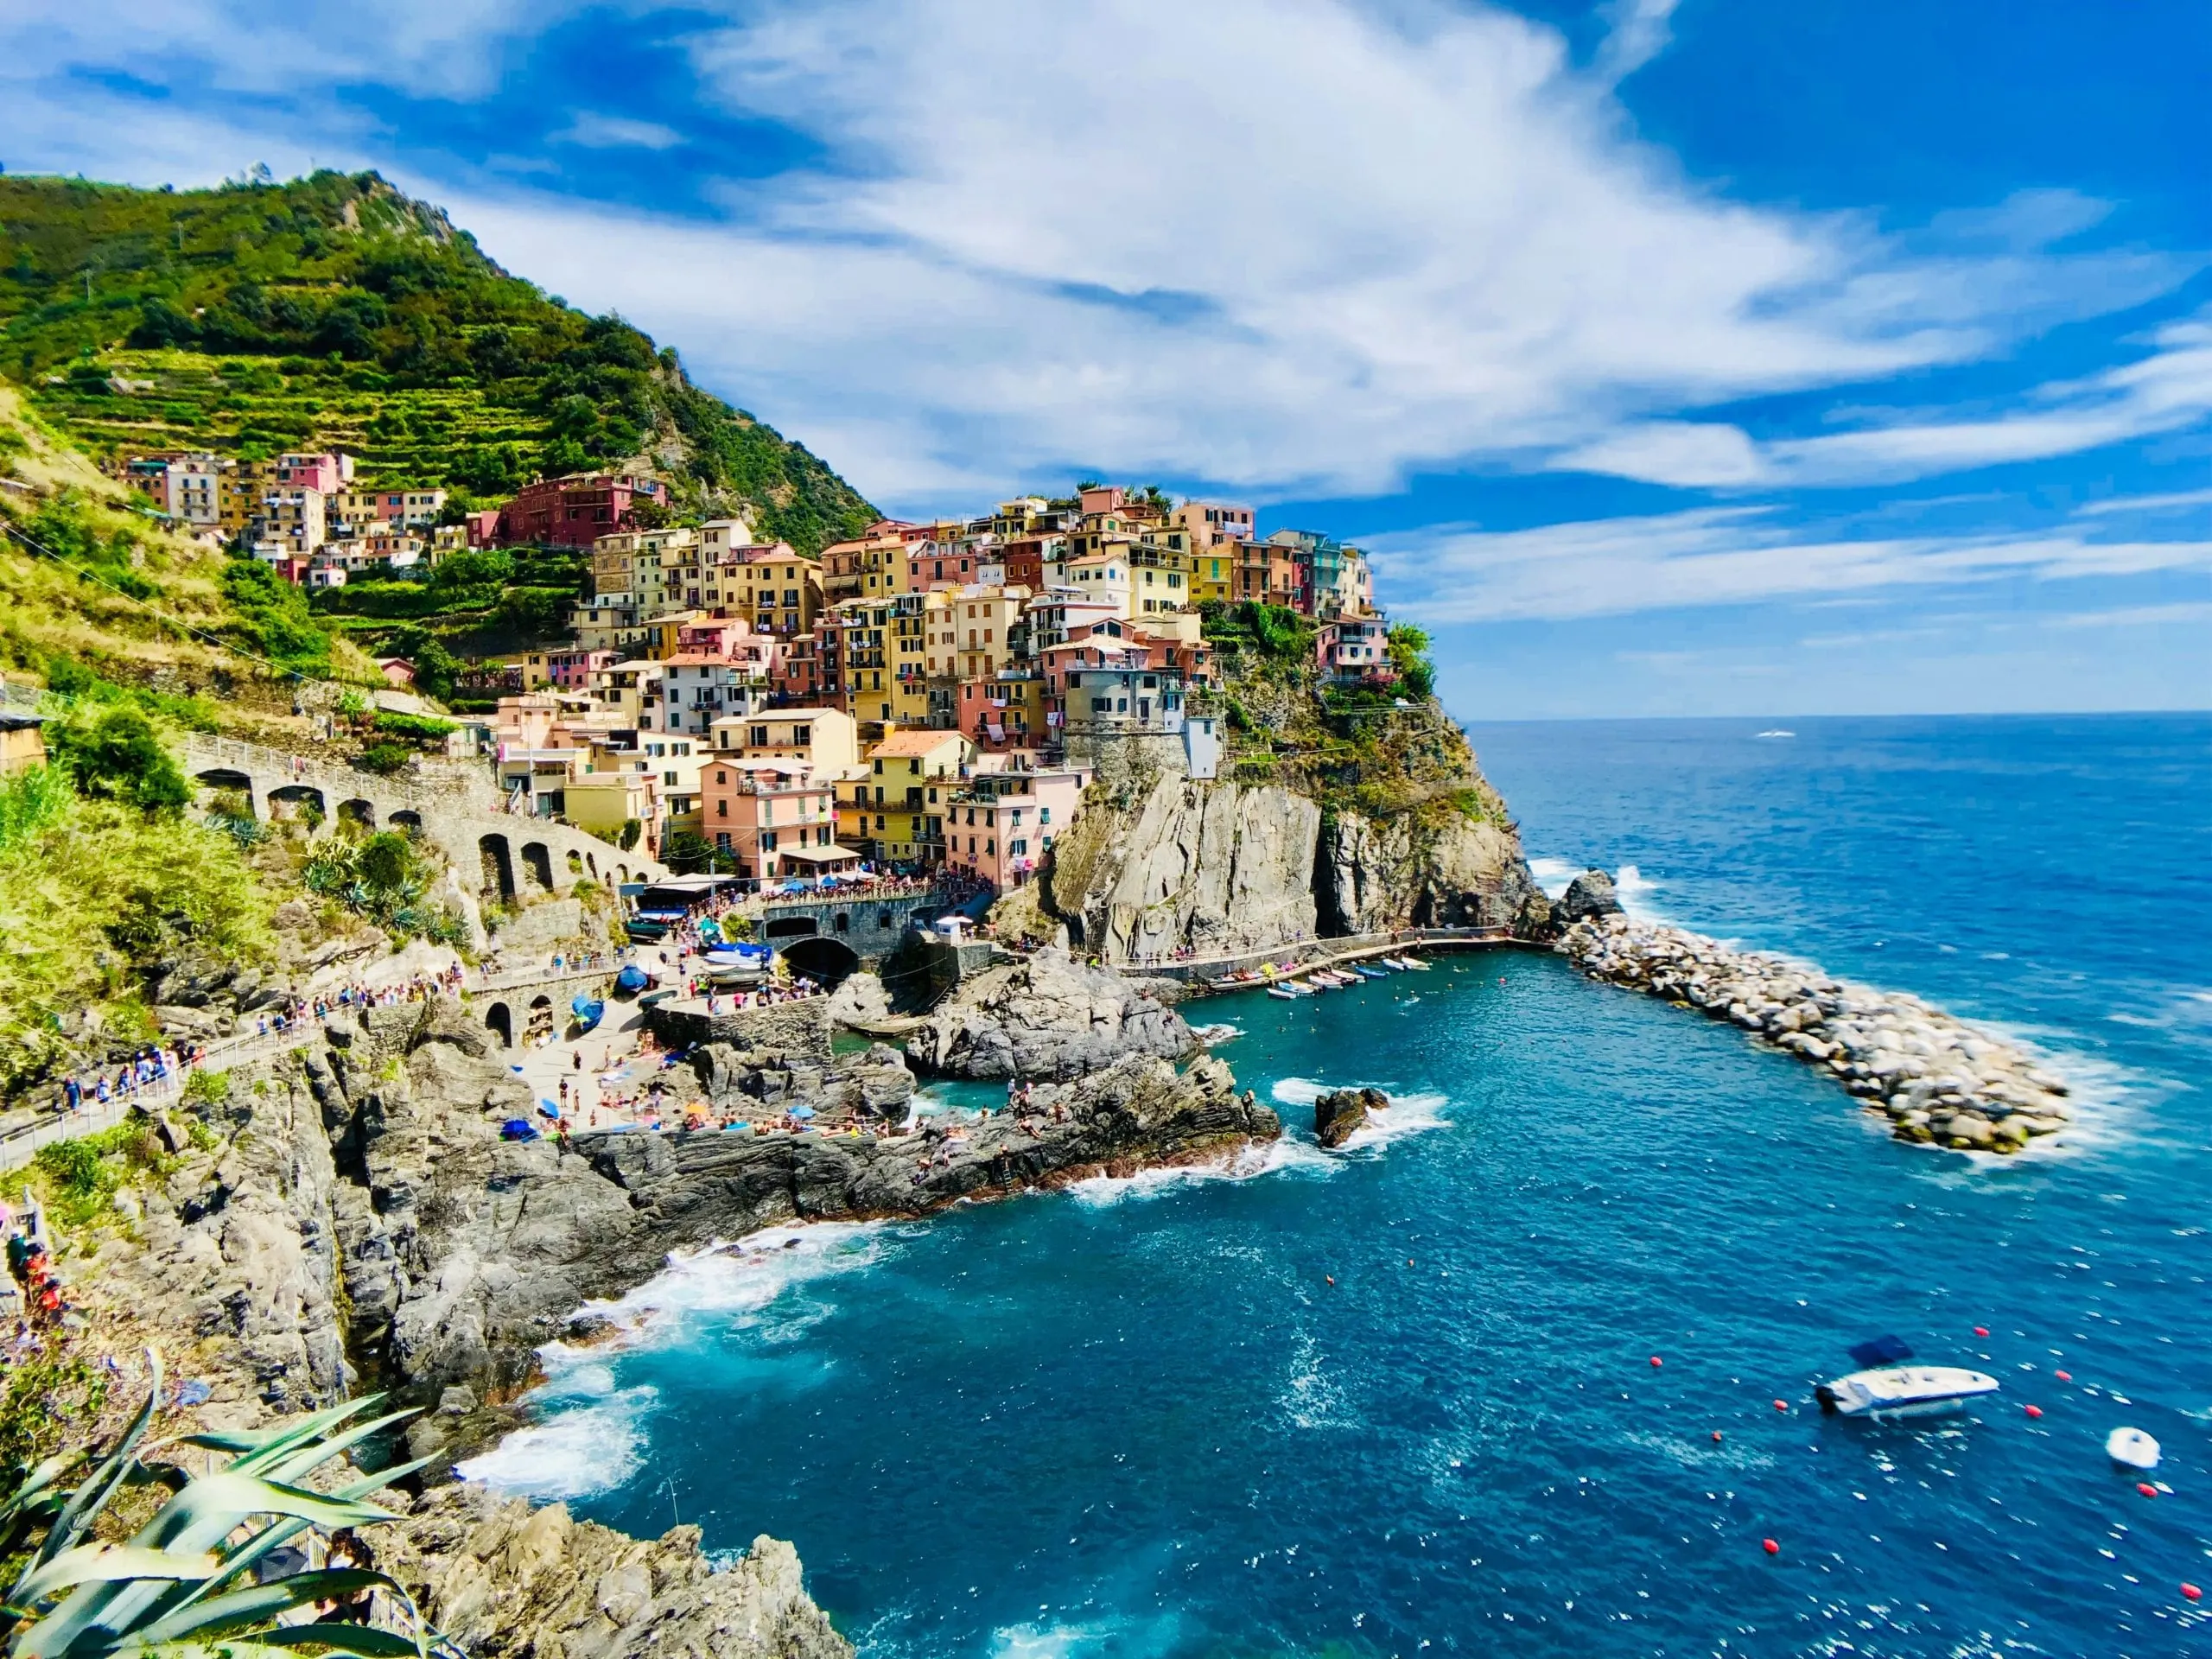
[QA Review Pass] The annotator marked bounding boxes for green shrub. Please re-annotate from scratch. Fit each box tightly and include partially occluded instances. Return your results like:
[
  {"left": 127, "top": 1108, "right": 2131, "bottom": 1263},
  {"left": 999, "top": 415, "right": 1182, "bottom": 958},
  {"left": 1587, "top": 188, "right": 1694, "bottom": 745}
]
[
  {"left": 181, "top": 1065, "right": 230, "bottom": 1108},
  {"left": 373, "top": 709, "right": 457, "bottom": 743},
  {"left": 355, "top": 741, "right": 412, "bottom": 775},
  {"left": 44, "top": 706, "right": 189, "bottom": 811}
]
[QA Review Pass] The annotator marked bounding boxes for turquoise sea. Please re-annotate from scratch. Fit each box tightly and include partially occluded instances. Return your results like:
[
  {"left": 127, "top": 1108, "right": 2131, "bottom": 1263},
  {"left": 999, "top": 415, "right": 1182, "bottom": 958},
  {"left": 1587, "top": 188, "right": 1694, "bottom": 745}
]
[{"left": 467, "top": 714, "right": 2212, "bottom": 1657}]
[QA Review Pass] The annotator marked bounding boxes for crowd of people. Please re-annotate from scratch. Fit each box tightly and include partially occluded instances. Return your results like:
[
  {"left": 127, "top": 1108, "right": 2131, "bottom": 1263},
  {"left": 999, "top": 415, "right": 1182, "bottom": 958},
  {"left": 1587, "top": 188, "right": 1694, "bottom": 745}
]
[
  {"left": 5, "top": 1214, "right": 73, "bottom": 1330},
  {"left": 57, "top": 1045, "right": 208, "bottom": 1114}
]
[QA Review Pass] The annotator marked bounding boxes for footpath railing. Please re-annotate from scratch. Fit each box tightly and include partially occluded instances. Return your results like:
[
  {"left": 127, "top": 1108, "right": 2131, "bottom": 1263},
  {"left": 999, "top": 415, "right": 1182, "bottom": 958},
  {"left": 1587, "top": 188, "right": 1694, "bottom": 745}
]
[{"left": 1117, "top": 925, "right": 1518, "bottom": 984}]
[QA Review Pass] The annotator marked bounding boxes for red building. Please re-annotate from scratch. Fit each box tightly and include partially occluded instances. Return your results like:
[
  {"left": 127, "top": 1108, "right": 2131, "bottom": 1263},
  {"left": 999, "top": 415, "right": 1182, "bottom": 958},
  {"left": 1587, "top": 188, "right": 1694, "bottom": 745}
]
[{"left": 495, "top": 474, "right": 669, "bottom": 548}]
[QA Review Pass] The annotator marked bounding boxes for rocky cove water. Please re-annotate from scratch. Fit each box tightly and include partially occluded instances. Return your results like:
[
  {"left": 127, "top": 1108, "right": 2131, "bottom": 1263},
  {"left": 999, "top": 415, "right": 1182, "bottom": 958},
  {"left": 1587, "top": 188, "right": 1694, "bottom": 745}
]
[{"left": 469, "top": 714, "right": 2212, "bottom": 1657}]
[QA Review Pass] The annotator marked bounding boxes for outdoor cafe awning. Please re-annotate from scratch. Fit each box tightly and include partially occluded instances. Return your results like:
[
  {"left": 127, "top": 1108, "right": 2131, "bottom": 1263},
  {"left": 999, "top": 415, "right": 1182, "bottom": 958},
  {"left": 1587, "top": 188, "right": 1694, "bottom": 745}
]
[{"left": 777, "top": 843, "right": 864, "bottom": 866}]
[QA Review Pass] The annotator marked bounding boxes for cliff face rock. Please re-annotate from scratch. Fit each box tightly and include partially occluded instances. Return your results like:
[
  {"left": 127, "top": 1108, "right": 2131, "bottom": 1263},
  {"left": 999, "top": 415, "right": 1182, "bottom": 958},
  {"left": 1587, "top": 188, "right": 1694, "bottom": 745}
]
[
  {"left": 74, "top": 1067, "right": 352, "bottom": 1429},
  {"left": 1317, "top": 810, "right": 1540, "bottom": 935},
  {"left": 368, "top": 1485, "right": 851, "bottom": 1659},
  {"left": 1029, "top": 765, "right": 1543, "bottom": 962},
  {"left": 1041, "top": 777, "right": 1322, "bottom": 960},
  {"left": 906, "top": 948, "right": 1195, "bottom": 1079}
]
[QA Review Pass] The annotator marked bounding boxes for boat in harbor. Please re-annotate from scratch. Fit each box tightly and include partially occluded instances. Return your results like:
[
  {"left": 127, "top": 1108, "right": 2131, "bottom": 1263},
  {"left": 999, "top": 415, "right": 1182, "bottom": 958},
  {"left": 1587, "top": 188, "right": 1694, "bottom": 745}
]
[
  {"left": 1267, "top": 985, "right": 1300, "bottom": 1001},
  {"left": 1816, "top": 1364, "right": 1999, "bottom": 1418}
]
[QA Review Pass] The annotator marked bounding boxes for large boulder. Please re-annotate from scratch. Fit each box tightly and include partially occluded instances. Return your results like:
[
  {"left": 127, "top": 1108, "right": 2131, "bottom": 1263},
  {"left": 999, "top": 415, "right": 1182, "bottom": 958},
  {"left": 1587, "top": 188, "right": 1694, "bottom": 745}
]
[
  {"left": 906, "top": 948, "right": 1195, "bottom": 1080},
  {"left": 1314, "top": 1086, "right": 1387, "bottom": 1148},
  {"left": 1555, "top": 869, "right": 1624, "bottom": 925}
]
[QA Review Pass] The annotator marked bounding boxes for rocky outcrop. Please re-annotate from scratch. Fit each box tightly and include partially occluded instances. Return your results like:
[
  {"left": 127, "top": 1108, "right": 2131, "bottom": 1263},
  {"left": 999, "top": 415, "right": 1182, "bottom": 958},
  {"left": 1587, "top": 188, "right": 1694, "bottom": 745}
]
[
  {"left": 73, "top": 1065, "right": 353, "bottom": 1429},
  {"left": 1554, "top": 869, "right": 1624, "bottom": 926},
  {"left": 1041, "top": 777, "right": 1322, "bottom": 960},
  {"left": 906, "top": 948, "right": 1194, "bottom": 1078},
  {"left": 367, "top": 1484, "right": 849, "bottom": 1659},
  {"left": 1313, "top": 1086, "right": 1387, "bottom": 1149},
  {"left": 1317, "top": 810, "right": 1540, "bottom": 935},
  {"left": 823, "top": 970, "right": 890, "bottom": 1026},
  {"left": 688, "top": 1039, "right": 917, "bottom": 1124},
  {"left": 583, "top": 1054, "right": 1273, "bottom": 1261},
  {"left": 1561, "top": 915, "right": 2075, "bottom": 1153}
]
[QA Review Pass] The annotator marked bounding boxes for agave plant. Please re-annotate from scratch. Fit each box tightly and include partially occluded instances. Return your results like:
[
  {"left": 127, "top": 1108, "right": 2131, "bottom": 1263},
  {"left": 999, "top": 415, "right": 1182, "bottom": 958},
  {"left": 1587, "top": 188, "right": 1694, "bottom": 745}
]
[{"left": 0, "top": 1351, "right": 451, "bottom": 1657}]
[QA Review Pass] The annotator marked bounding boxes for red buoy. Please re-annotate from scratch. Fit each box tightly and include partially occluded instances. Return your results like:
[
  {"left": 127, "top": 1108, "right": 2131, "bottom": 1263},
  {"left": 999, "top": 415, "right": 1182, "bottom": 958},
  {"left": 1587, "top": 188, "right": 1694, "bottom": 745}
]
[
  {"left": 2055, "top": 1370, "right": 2071, "bottom": 1382},
  {"left": 2024, "top": 1405, "right": 2043, "bottom": 1419},
  {"left": 1772, "top": 1399, "right": 1788, "bottom": 1413},
  {"left": 1974, "top": 1325, "right": 1989, "bottom": 1338},
  {"left": 1762, "top": 1538, "right": 1779, "bottom": 1555},
  {"left": 1325, "top": 1275, "right": 1336, "bottom": 1287},
  {"left": 2183, "top": 1583, "right": 2202, "bottom": 1602},
  {"left": 2138, "top": 1483, "right": 2158, "bottom": 1498},
  {"left": 1712, "top": 1431, "right": 1723, "bottom": 1442},
  {"left": 1649, "top": 1356, "right": 1663, "bottom": 1368}
]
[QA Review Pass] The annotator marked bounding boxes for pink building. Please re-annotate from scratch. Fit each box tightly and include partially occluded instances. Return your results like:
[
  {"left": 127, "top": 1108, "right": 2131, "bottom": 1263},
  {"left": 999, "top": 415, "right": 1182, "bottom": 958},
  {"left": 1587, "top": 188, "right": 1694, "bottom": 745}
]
[
  {"left": 273, "top": 452, "right": 353, "bottom": 494},
  {"left": 943, "top": 768, "right": 1087, "bottom": 890},
  {"left": 1317, "top": 616, "right": 1394, "bottom": 684},
  {"left": 700, "top": 760, "right": 854, "bottom": 881}
]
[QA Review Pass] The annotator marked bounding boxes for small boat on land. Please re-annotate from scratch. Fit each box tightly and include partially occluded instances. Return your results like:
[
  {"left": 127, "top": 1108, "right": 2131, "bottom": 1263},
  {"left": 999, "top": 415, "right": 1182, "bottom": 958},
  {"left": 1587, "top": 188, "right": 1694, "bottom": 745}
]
[
  {"left": 1816, "top": 1365, "right": 1999, "bottom": 1419},
  {"left": 614, "top": 963, "right": 652, "bottom": 996},
  {"left": 569, "top": 995, "right": 606, "bottom": 1034}
]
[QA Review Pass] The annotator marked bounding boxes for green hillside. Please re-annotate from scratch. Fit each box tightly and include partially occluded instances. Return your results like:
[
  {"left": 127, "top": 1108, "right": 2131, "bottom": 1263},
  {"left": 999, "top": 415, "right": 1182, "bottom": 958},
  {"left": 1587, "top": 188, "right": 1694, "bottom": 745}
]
[{"left": 0, "top": 170, "right": 876, "bottom": 552}]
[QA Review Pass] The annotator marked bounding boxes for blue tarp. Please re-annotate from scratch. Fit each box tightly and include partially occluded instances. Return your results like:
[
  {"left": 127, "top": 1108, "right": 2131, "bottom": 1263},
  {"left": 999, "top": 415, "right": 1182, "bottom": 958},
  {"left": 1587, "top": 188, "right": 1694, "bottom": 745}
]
[{"left": 1847, "top": 1334, "right": 1914, "bottom": 1368}]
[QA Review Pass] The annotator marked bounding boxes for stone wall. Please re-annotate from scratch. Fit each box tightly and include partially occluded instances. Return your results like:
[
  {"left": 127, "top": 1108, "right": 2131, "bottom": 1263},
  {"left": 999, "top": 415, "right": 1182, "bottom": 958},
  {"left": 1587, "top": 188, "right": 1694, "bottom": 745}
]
[{"left": 645, "top": 996, "right": 833, "bottom": 1061}]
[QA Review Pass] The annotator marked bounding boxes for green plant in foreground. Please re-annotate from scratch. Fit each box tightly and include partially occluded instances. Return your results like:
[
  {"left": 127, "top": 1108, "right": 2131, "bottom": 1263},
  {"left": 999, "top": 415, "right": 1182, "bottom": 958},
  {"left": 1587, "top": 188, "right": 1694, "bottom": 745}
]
[{"left": 0, "top": 1349, "right": 440, "bottom": 1657}]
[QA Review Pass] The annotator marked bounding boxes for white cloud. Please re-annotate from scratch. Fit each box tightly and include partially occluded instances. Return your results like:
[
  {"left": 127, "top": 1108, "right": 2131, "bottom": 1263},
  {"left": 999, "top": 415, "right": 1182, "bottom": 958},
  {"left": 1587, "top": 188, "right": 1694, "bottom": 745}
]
[
  {"left": 2072, "top": 487, "right": 2212, "bottom": 517},
  {"left": 1367, "top": 505, "right": 2212, "bottom": 623},
  {"left": 2, "top": 0, "right": 2196, "bottom": 508},
  {"left": 1594, "top": 0, "right": 1681, "bottom": 84},
  {"left": 1560, "top": 310, "right": 2212, "bottom": 488},
  {"left": 554, "top": 113, "right": 685, "bottom": 151}
]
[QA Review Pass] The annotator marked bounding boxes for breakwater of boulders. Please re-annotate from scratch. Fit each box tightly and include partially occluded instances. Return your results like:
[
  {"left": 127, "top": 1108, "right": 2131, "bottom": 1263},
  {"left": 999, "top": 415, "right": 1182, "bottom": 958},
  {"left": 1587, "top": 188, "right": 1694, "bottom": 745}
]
[{"left": 1558, "top": 913, "right": 2074, "bottom": 1153}]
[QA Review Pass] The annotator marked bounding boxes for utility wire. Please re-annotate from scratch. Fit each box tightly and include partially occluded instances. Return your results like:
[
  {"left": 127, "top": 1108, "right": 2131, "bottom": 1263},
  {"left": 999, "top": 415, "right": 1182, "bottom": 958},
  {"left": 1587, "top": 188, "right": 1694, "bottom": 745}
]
[{"left": 0, "top": 511, "right": 343, "bottom": 686}]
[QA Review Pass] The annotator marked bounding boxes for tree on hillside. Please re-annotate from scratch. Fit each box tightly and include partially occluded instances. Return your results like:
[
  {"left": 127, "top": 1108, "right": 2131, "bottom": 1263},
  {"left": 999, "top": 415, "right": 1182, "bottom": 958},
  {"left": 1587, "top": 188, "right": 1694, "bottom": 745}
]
[
  {"left": 1386, "top": 623, "right": 1436, "bottom": 700},
  {"left": 48, "top": 705, "right": 190, "bottom": 811}
]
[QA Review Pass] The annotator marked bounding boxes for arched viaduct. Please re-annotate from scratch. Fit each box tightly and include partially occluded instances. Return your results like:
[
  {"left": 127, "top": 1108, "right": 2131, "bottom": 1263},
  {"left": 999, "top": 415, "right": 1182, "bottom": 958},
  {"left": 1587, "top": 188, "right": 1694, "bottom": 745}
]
[{"left": 180, "top": 733, "right": 668, "bottom": 904}]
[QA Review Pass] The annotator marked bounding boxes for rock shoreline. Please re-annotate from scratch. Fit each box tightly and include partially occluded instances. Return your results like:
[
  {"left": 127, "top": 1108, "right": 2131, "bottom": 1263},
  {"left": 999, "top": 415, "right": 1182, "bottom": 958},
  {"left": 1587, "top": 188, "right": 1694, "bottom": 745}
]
[
  {"left": 1559, "top": 913, "right": 2075, "bottom": 1153},
  {"left": 55, "top": 976, "right": 1274, "bottom": 1659}
]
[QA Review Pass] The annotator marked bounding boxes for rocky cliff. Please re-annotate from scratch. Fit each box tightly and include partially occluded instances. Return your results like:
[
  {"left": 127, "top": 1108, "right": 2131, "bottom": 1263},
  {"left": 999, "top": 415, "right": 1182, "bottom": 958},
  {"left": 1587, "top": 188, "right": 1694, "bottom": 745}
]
[
  {"left": 61, "top": 988, "right": 1272, "bottom": 1657},
  {"left": 1027, "top": 772, "right": 1541, "bottom": 961}
]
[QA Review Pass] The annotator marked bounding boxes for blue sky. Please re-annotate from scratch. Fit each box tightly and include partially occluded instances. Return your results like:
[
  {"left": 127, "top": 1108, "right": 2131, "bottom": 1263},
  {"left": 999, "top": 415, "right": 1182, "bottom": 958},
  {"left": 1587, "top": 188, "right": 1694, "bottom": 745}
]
[{"left": 4, "top": 0, "right": 2209, "bottom": 718}]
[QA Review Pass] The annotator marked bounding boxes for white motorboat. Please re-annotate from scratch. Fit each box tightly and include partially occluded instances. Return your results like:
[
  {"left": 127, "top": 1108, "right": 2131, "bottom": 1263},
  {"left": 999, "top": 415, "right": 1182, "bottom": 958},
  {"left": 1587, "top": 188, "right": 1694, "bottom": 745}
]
[
  {"left": 1267, "top": 986, "right": 1299, "bottom": 1001},
  {"left": 1397, "top": 956, "right": 1431, "bottom": 970},
  {"left": 1816, "top": 1365, "right": 1999, "bottom": 1419}
]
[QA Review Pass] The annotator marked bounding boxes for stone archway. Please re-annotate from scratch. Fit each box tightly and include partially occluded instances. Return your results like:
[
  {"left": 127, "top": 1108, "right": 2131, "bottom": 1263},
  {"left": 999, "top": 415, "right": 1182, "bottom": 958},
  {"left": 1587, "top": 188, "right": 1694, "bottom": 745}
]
[
  {"left": 389, "top": 809, "right": 423, "bottom": 834},
  {"left": 339, "top": 798, "right": 377, "bottom": 830},
  {"left": 267, "top": 784, "right": 327, "bottom": 827},
  {"left": 194, "top": 768, "right": 256, "bottom": 815},
  {"left": 520, "top": 842, "right": 555, "bottom": 893},
  {"left": 485, "top": 1002, "right": 513, "bottom": 1048},
  {"left": 779, "top": 936, "right": 861, "bottom": 988},
  {"left": 764, "top": 914, "right": 820, "bottom": 941},
  {"left": 568, "top": 849, "right": 585, "bottom": 879},
  {"left": 480, "top": 834, "right": 516, "bottom": 900}
]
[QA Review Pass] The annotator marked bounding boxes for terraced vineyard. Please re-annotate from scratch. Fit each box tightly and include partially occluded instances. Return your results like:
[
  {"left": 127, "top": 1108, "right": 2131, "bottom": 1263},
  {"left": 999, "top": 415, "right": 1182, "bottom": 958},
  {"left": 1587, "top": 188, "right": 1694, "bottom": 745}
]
[
  {"left": 29, "top": 347, "right": 554, "bottom": 491},
  {"left": 0, "top": 170, "right": 876, "bottom": 551}
]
